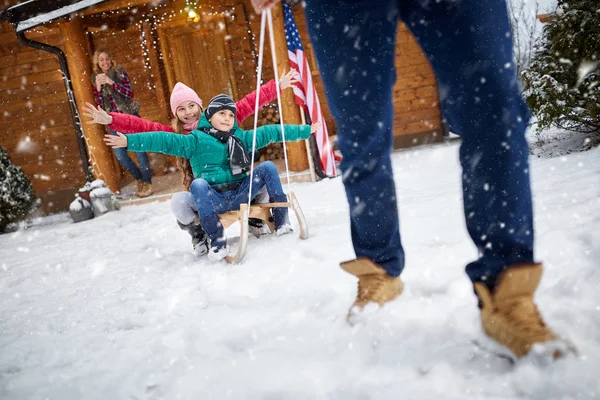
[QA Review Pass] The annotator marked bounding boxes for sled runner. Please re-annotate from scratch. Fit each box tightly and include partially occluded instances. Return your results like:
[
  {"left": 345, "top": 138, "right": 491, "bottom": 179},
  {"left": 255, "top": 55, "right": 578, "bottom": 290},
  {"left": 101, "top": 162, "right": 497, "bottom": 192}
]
[
  {"left": 218, "top": 192, "right": 308, "bottom": 264},
  {"left": 218, "top": 10, "right": 310, "bottom": 264}
]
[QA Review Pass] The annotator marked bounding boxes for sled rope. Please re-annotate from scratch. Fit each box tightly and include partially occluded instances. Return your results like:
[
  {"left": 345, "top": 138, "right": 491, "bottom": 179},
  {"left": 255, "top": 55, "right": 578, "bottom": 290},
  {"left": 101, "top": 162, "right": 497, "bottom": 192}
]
[{"left": 248, "top": 9, "right": 293, "bottom": 207}]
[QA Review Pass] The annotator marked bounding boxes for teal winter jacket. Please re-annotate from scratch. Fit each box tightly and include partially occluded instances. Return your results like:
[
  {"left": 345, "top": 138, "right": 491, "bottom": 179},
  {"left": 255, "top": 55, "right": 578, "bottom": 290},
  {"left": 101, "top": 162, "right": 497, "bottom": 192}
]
[{"left": 126, "top": 113, "right": 311, "bottom": 187}]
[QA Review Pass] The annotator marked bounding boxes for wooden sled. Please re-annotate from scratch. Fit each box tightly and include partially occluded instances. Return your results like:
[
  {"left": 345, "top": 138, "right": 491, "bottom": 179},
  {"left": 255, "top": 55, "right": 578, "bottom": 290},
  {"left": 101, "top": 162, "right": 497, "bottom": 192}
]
[{"left": 218, "top": 191, "right": 308, "bottom": 264}]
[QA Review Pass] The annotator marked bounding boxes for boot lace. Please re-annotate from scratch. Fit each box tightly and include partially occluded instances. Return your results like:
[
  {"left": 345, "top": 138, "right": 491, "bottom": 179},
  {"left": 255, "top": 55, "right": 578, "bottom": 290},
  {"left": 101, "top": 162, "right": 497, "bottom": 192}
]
[{"left": 498, "top": 296, "right": 553, "bottom": 341}]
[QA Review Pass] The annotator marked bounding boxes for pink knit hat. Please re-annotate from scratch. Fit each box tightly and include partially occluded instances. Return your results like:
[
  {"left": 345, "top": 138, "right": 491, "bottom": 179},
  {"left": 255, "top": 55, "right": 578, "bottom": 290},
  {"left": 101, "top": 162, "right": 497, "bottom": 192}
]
[{"left": 170, "top": 82, "right": 203, "bottom": 116}]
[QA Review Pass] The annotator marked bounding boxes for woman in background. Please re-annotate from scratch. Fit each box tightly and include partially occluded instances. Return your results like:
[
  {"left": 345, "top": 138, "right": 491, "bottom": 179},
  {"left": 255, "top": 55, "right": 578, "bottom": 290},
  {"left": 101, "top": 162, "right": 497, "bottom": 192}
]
[{"left": 92, "top": 49, "right": 153, "bottom": 198}]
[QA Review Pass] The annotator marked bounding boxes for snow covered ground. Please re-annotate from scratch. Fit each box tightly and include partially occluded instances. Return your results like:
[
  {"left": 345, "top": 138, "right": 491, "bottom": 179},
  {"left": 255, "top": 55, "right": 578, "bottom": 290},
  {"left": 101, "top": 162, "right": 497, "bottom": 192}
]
[{"left": 1, "top": 137, "right": 598, "bottom": 399}]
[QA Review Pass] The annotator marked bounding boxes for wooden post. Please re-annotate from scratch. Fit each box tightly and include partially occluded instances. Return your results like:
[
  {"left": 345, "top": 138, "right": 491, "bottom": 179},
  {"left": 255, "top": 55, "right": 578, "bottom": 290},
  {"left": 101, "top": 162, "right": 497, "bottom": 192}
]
[
  {"left": 142, "top": 21, "right": 170, "bottom": 122},
  {"left": 300, "top": 108, "right": 317, "bottom": 182},
  {"left": 59, "top": 18, "right": 120, "bottom": 192},
  {"left": 270, "top": 2, "right": 309, "bottom": 172}
]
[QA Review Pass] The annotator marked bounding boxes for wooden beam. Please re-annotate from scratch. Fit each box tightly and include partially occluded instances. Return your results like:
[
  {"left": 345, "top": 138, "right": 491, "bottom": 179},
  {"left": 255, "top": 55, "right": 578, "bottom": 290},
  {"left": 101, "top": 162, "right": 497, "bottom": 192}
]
[
  {"left": 59, "top": 18, "right": 120, "bottom": 192},
  {"left": 141, "top": 20, "right": 170, "bottom": 122},
  {"left": 269, "top": 1, "right": 309, "bottom": 172},
  {"left": 78, "top": 0, "right": 167, "bottom": 16}
]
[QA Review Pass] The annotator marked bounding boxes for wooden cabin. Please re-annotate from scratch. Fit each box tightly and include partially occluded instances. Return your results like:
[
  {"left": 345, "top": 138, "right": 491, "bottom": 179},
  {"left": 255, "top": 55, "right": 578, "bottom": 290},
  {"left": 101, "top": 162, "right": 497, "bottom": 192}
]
[{"left": 0, "top": 0, "right": 443, "bottom": 215}]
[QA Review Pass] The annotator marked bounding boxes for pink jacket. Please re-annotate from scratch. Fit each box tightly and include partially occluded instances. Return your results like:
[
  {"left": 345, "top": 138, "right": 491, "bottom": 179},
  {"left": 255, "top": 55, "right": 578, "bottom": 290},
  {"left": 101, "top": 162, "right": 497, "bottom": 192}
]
[{"left": 107, "top": 80, "right": 279, "bottom": 134}]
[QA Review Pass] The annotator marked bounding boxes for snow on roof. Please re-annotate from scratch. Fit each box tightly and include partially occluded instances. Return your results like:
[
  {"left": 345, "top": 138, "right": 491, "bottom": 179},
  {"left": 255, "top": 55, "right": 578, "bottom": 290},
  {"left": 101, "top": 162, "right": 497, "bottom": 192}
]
[{"left": 13, "top": 0, "right": 106, "bottom": 32}]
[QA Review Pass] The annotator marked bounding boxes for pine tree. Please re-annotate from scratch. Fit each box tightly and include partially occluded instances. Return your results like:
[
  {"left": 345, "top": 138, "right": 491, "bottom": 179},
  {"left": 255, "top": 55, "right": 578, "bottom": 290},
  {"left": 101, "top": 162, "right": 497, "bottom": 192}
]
[
  {"left": 0, "top": 146, "right": 36, "bottom": 233},
  {"left": 522, "top": 0, "right": 600, "bottom": 136}
]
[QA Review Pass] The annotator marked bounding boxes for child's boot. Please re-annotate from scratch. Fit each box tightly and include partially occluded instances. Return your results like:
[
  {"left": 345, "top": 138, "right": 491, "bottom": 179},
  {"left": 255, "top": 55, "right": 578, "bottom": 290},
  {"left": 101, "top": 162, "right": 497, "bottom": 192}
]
[
  {"left": 202, "top": 214, "right": 228, "bottom": 261},
  {"left": 474, "top": 263, "right": 574, "bottom": 359},
  {"left": 248, "top": 218, "right": 271, "bottom": 236},
  {"left": 341, "top": 257, "right": 404, "bottom": 317},
  {"left": 177, "top": 217, "right": 209, "bottom": 256},
  {"left": 208, "top": 240, "right": 229, "bottom": 261},
  {"left": 271, "top": 195, "right": 292, "bottom": 236}
]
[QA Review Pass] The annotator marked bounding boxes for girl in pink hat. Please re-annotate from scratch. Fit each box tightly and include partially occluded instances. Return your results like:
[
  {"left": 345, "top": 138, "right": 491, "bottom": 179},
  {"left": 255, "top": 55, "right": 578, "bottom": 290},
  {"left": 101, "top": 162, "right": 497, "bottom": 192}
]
[{"left": 84, "top": 70, "right": 299, "bottom": 255}]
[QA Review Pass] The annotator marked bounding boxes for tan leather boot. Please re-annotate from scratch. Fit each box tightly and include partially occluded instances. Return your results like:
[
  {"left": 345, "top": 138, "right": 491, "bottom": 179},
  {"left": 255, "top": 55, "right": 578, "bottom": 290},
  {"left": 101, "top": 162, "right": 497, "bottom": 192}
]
[
  {"left": 137, "top": 182, "right": 152, "bottom": 198},
  {"left": 135, "top": 180, "right": 144, "bottom": 196},
  {"left": 341, "top": 257, "right": 404, "bottom": 315},
  {"left": 474, "top": 263, "right": 568, "bottom": 359}
]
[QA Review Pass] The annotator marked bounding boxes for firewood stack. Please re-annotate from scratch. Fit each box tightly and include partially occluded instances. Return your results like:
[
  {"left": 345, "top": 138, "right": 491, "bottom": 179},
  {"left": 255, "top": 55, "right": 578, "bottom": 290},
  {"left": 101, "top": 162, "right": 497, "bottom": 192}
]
[{"left": 259, "top": 106, "right": 284, "bottom": 162}]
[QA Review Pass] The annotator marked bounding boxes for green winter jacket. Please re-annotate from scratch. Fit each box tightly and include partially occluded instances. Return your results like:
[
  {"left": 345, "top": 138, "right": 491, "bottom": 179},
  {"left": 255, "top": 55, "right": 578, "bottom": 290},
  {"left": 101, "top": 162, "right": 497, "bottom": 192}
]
[{"left": 126, "top": 113, "right": 311, "bottom": 187}]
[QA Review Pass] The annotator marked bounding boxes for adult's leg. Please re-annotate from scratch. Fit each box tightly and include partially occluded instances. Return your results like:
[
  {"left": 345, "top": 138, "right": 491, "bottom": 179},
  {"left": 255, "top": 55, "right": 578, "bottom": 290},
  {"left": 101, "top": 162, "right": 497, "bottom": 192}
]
[
  {"left": 396, "top": 0, "right": 533, "bottom": 285},
  {"left": 189, "top": 179, "right": 228, "bottom": 249},
  {"left": 305, "top": 0, "right": 404, "bottom": 276},
  {"left": 133, "top": 151, "right": 152, "bottom": 184},
  {"left": 110, "top": 131, "right": 143, "bottom": 181}
]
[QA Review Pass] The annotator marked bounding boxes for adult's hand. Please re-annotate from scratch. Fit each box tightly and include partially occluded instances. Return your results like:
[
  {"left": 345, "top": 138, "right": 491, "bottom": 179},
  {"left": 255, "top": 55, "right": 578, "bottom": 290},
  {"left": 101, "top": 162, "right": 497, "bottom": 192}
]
[
  {"left": 279, "top": 69, "right": 300, "bottom": 90},
  {"left": 250, "top": 0, "right": 277, "bottom": 13},
  {"left": 103, "top": 132, "right": 128, "bottom": 148},
  {"left": 96, "top": 74, "right": 114, "bottom": 86},
  {"left": 95, "top": 74, "right": 105, "bottom": 91},
  {"left": 83, "top": 102, "right": 113, "bottom": 125}
]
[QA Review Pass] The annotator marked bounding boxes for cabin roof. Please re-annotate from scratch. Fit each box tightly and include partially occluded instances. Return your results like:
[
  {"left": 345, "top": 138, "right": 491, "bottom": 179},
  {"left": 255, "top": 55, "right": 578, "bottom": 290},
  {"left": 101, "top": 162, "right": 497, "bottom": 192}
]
[{"left": 0, "top": 0, "right": 108, "bottom": 32}]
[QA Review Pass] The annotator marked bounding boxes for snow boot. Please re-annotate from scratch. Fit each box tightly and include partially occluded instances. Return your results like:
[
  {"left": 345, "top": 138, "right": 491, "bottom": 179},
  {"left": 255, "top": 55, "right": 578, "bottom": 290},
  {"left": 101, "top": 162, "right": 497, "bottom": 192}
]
[
  {"left": 341, "top": 257, "right": 404, "bottom": 317},
  {"left": 275, "top": 223, "right": 293, "bottom": 236},
  {"left": 208, "top": 243, "right": 229, "bottom": 262},
  {"left": 248, "top": 217, "right": 271, "bottom": 236},
  {"left": 474, "top": 263, "right": 573, "bottom": 359},
  {"left": 177, "top": 218, "right": 209, "bottom": 256}
]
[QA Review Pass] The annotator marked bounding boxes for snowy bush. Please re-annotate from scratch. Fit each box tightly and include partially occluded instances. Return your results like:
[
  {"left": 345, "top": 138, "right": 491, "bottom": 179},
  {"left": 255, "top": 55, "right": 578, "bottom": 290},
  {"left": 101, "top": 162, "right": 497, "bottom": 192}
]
[
  {"left": 522, "top": 0, "right": 600, "bottom": 137},
  {"left": 0, "top": 146, "right": 36, "bottom": 233}
]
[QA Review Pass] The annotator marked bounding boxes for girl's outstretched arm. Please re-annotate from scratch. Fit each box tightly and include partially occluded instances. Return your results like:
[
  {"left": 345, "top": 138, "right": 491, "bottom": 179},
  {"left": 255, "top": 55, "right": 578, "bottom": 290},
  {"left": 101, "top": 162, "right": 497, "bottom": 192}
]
[
  {"left": 83, "top": 102, "right": 112, "bottom": 125},
  {"left": 107, "top": 113, "right": 173, "bottom": 134},
  {"left": 235, "top": 69, "right": 300, "bottom": 123},
  {"left": 83, "top": 101, "right": 173, "bottom": 133}
]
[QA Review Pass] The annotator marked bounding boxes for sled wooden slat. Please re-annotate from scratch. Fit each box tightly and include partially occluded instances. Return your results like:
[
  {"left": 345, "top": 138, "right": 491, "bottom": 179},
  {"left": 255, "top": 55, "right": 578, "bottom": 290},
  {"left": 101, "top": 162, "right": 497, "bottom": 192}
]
[{"left": 219, "top": 191, "right": 308, "bottom": 264}]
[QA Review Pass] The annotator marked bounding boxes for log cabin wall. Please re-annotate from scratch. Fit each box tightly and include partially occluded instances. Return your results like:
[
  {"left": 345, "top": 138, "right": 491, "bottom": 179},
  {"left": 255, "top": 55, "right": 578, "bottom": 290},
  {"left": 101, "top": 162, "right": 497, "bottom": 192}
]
[
  {"left": 393, "top": 23, "right": 442, "bottom": 147},
  {"left": 0, "top": 15, "right": 86, "bottom": 215}
]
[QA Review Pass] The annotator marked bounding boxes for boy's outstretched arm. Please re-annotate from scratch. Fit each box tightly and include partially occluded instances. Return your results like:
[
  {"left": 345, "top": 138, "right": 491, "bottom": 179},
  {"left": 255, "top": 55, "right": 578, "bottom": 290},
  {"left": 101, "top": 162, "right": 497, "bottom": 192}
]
[
  {"left": 103, "top": 131, "right": 197, "bottom": 159},
  {"left": 240, "top": 121, "right": 318, "bottom": 150}
]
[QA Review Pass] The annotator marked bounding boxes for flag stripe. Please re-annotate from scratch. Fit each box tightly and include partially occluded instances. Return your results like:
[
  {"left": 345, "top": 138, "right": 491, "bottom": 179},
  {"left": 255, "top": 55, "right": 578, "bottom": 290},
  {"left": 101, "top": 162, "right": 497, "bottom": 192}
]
[{"left": 282, "top": 0, "right": 336, "bottom": 176}]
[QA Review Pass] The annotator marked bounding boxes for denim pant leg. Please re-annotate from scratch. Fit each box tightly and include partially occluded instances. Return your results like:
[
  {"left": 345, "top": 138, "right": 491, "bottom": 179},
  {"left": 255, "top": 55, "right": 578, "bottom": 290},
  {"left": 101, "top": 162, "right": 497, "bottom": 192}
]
[
  {"left": 190, "top": 179, "right": 228, "bottom": 248},
  {"left": 230, "top": 162, "right": 290, "bottom": 228},
  {"left": 130, "top": 113, "right": 152, "bottom": 184},
  {"left": 133, "top": 151, "right": 152, "bottom": 184},
  {"left": 110, "top": 130, "right": 142, "bottom": 181},
  {"left": 396, "top": 0, "right": 534, "bottom": 283},
  {"left": 305, "top": 0, "right": 404, "bottom": 276}
]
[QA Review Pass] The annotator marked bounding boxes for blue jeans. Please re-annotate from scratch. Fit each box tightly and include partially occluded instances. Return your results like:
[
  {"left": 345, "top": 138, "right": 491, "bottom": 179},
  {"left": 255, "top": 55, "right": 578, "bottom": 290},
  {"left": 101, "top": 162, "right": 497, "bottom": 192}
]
[
  {"left": 190, "top": 161, "right": 289, "bottom": 248},
  {"left": 305, "top": 0, "right": 534, "bottom": 284},
  {"left": 110, "top": 130, "right": 152, "bottom": 184}
]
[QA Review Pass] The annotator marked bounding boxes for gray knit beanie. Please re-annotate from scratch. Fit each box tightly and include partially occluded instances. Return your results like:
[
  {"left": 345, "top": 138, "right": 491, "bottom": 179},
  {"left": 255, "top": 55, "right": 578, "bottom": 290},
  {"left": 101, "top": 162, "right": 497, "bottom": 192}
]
[{"left": 205, "top": 94, "right": 236, "bottom": 120}]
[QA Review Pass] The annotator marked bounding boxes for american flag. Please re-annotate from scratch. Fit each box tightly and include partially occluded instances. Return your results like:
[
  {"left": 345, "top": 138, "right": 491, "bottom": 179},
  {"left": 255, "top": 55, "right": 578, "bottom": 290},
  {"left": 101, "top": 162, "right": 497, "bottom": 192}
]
[{"left": 282, "top": 0, "right": 337, "bottom": 176}]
